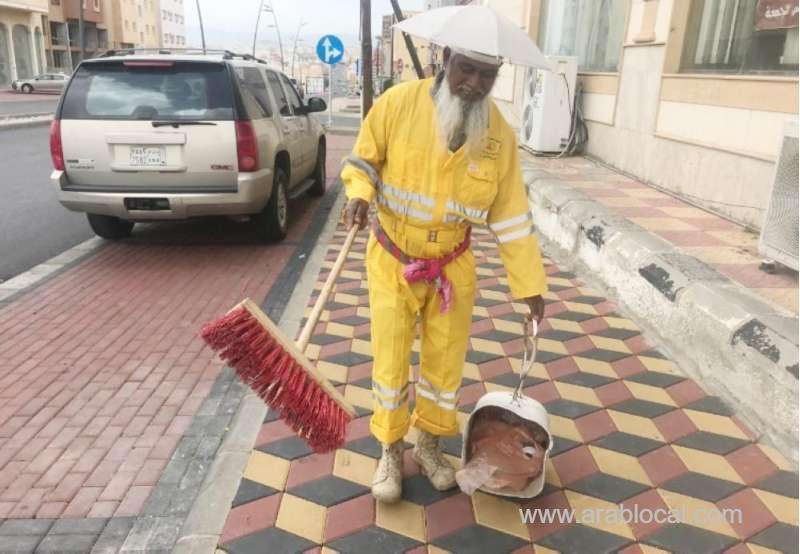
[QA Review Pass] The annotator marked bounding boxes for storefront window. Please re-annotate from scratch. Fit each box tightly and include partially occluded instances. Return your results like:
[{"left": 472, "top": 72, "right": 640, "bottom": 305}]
[
  {"left": 12, "top": 25, "right": 33, "bottom": 80},
  {"left": 0, "top": 24, "right": 9, "bottom": 86},
  {"left": 538, "top": 0, "right": 628, "bottom": 72},
  {"left": 682, "top": 0, "right": 799, "bottom": 75},
  {"left": 35, "top": 28, "right": 44, "bottom": 74}
]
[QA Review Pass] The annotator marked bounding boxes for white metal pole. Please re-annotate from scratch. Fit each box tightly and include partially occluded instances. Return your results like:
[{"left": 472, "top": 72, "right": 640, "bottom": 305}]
[{"left": 328, "top": 63, "right": 333, "bottom": 127}]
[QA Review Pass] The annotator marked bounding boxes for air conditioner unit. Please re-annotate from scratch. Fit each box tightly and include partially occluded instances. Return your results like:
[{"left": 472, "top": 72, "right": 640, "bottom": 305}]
[
  {"left": 759, "top": 118, "right": 799, "bottom": 271},
  {"left": 519, "top": 56, "right": 577, "bottom": 153}
]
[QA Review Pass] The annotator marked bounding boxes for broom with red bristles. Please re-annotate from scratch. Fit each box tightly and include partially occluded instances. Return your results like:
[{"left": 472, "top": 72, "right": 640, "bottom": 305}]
[{"left": 201, "top": 226, "right": 359, "bottom": 453}]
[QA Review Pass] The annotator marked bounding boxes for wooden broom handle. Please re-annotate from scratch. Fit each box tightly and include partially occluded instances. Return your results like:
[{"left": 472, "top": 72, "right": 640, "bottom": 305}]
[{"left": 296, "top": 224, "right": 360, "bottom": 352}]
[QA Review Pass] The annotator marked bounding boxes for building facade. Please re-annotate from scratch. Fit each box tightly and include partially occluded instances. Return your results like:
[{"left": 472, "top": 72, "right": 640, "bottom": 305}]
[
  {"left": 0, "top": 0, "right": 48, "bottom": 85},
  {"left": 159, "top": 0, "right": 184, "bottom": 49}
]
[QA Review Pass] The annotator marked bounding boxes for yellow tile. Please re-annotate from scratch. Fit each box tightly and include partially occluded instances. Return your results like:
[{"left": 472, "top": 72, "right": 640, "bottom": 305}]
[
  {"left": 356, "top": 306, "right": 371, "bottom": 318},
  {"left": 350, "top": 338, "right": 372, "bottom": 356},
  {"left": 550, "top": 415, "right": 583, "bottom": 443},
  {"left": 481, "top": 289, "right": 509, "bottom": 302},
  {"left": 276, "top": 494, "right": 326, "bottom": 543},
  {"left": 602, "top": 197, "right": 650, "bottom": 207},
  {"left": 589, "top": 336, "right": 631, "bottom": 353},
  {"left": 533, "top": 545, "right": 561, "bottom": 554},
  {"left": 493, "top": 319, "right": 524, "bottom": 334},
  {"left": 563, "top": 302, "right": 599, "bottom": 315},
  {"left": 472, "top": 491, "right": 531, "bottom": 540},
  {"left": 548, "top": 277, "right": 574, "bottom": 288},
  {"left": 588, "top": 446, "right": 652, "bottom": 486},
  {"left": 759, "top": 444, "right": 793, "bottom": 471},
  {"left": 462, "top": 362, "right": 482, "bottom": 381},
  {"left": 537, "top": 338, "right": 569, "bottom": 355},
  {"left": 321, "top": 547, "right": 340, "bottom": 554},
  {"left": 603, "top": 317, "right": 640, "bottom": 331},
  {"left": 683, "top": 246, "right": 761, "bottom": 265},
  {"left": 316, "top": 361, "right": 349, "bottom": 384},
  {"left": 544, "top": 458, "right": 562, "bottom": 488},
  {"left": 574, "top": 357, "right": 617, "bottom": 378},
  {"left": 753, "top": 287, "right": 799, "bottom": 315},
  {"left": 671, "top": 445, "right": 744, "bottom": 484},
  {"left": 345, "top": 385, "right": 374, "bottom": 410},
  {"left": 659, "top": 206, "right": 717, "bottom": 218},
  {"left": 746, "top": 544, "right": 784, "bottom": 554},
  {"left": 304, "top": 344, "right": 321, "bottom": 361},
  {"left": 554, "top": 382, "right": 602, "bottom": 406},
  {"left": 708, "top": 230, "right": 759, "bottom": 246},
  {"left": 657, "top": 490, "right": 738, "bottom": 537},
  {"left": 340, "top": 270, "right": 362, "bottom": 280},
  {"left": 376, "top": 500, "right": 427, "bottom": 542},
  {"left": 683, "top": 410, "right": 749, "bottom": 441},
  {"left": 607, "top": 410, "right": 665, "bottom": 442},
  {"left": 639, "top": 356, "right": 682, "bottom": 375},
  {"left": 472, "top": 306, "right": 491, "bottom": 318},
  {"left": 470, "top": 338, "right": 506, "bottom": 356},
  {"left": 625, "top": 382, "right": 677, "bottom": 406},
  {"left": 243, "top": 451, "right": 289, "bottom": 490},
  {"left": 753, "top": 489, "right": 799, "bottom": 526},
  {"left": 333, "top": 449, "right": 377, "bottom": 488},
  {"left": 333, "top": 293, "right": 360, "bottom": 305},
  {"left": 485, "top": 382, "right": 515, "bottom": 393},
  {"left": 638, "top": 546, "right": 673, "bottom": 554},
  {"left": 629, "top": 217, "right": 699, "bottom": 231},
  {"left": 476, "top": 267, "right": 495, "bottom": 277},
  {"left": 428, "top": 546, "right": 452, "bottom": 554},
  {"left": 548, "top": 319, "right": 585, "bottom": 334},
  {"left": 326, "top": 322, "right": 355, "bottom": 338},
  {"left": 563, "top": 490, "right": 635, "bottom": 540}
]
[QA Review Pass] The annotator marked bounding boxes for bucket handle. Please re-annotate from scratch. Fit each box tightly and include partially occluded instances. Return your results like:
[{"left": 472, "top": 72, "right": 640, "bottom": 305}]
[{"left": 513, "top": 316, "right": 539, "bottom": 402}]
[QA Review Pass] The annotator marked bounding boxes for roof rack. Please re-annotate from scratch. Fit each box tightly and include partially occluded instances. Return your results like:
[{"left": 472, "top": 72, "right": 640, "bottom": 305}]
[{"left": 95, "top": 48, "right": 267, "bottom": 64}]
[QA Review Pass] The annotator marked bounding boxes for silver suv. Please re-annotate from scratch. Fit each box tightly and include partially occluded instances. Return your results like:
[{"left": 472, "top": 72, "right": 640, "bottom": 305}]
[{"left": 50, "top": 49, "right": 328, "bottom": 242}]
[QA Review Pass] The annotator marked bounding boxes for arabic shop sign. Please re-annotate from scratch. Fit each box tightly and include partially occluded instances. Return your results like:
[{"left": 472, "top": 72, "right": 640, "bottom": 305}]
[{"left": 756, "top": 0, "right": 799, "bottom": 30}]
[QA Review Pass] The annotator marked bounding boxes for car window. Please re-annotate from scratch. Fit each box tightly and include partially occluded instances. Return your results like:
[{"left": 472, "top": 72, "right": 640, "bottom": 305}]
[
  {"left": 61, "top": 61, "right": 234, "bottom": 121},
  {"left": 266, "top": 71, "right": 291, "bottom": 117},
  {"left": 234, "top": 66, "right": 272, "bottom": 119},
  {"left": 280, "top": 74, "right": 303, "bottom": 113}
]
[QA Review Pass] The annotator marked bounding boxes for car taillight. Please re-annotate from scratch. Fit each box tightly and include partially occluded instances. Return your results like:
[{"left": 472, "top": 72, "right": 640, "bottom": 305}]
[
  {"left": 49, "top": 120, "right": 65, "bottom": 171},
  {"left": 235, "top": 120, "right": 259, "bottom": 172}
]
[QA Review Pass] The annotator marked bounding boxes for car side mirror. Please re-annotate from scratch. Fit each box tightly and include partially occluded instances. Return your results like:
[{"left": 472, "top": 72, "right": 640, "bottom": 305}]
[{"left": 306, "top": 97, "right": 327, "bottom": 113}]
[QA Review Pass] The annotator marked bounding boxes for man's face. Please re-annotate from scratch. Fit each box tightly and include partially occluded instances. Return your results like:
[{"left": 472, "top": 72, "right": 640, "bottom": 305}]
[{"left": 445, "top": 53, "right": 500, "bottom": 103}]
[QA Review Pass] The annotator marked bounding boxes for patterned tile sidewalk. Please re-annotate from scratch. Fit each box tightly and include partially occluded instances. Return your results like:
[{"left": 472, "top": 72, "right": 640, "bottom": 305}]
[
  {"left": 218, "top": 223, "right": 799, "bottom": 554},
  {"left": 523, "top": 156, "right": 798, "bottom": 315}
]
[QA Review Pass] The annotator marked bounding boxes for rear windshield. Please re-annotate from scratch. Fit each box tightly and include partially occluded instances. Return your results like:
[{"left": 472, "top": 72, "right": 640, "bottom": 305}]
[{"left": 61, "top": 61, "right": 234, "bottom": 121}]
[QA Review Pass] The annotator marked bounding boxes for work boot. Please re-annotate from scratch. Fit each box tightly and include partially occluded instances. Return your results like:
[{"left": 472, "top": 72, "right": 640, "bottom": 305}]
[
  {"left": 413, "top": 430, "right": 457, "bottom": 491},
  {"left": 372, "top": 441, "right": 403, "bottom": 503}
]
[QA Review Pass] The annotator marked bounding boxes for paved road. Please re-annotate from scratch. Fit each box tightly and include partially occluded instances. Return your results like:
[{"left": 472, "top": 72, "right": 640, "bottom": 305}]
[
  {"left": 313, "top": 113, "right": 360, "bottom": 129},
  {"left": 0, "top": 93, "right": 59, "bottom": 116},
  {"left": 0, "top": 124, "right": 93, "bottom": 282}
]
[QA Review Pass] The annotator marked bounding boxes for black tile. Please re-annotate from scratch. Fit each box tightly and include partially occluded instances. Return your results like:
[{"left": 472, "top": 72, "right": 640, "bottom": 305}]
[
  {"left": 474, "top": 296, "right": 506, "bottom": 308},
  {"left": 329, "top": 525, "right": 422, "bottom": 554},
  {"left": 354, "top": 405, "right": 373, "bottom": 418},
  {"left": 610, "top": 398, "right": 675, "bottom": 418},
  {"left": 539, "top": 329, "right": 584, "bottom": 342},
  {"left": 536, "top": 524, "right": 632, "bottom": 554},
  {"left": 309, "top": 333, "right": 348, "bottom": 346},
  {"left": 475, "top": 329, "right": 520, "bottom": 343},
  {"left": 625, "top": 371, "right": 686, "bottom": 388},
  {"left": 484, "top": 284, "right": 510, "bottom": 293},
  {"left": 495, "top": 311, "right": 529, "bottom": 324},
  {"left": 749, "top": 522, "right": 800, "bottom": 554},
  {"left": 488, "top": 372, "right": 546, "bottom": 389},
  {"left": 35, "top": 534, "right": 98, "bottom": 553},
  {"left": 256, "top": 436, "right": 313, "bottom": 460},
  {"left": 643, "top": 523, "right": 739, "bottom": 554},
  {"left": 575, "top": 349, "right": 630, "bottom": 363},
  {"left": 535, "top": 350, "right": 566, "bottom": 364},
  {"left": 458, "top": 402, "right": 477, "bottom": 414},
  {"left": 349, "top": 376, "right": 373, "bottom": 390},
  {"left": 567, "top": 473, "right": 650, "bottom": 503},
  {"left": 553, "top": 311, "right": 595, "bottom": 322},
  {"left": 592, "top": 432, "right": 663, "bottom": 457},
  {"left": 466, "top": 350, "right": 503, "bottom": 364},
  {"left": 594, "top": 328, "right": 641, "bottom": 340},
  {"left": 550, "top": 271, "right": 577, "bottom": 279},
  {"left": 548, "top": 284, "right": 574, "bottom": 292},
  {"left": 324, "top": 301, "right": 352, "bottom": 312},
  {"left": 0, "top": 535, "right": 38, "bottom": 553},
  {"left": 402, "top": 474, "right": 460, "bottom": 506},
  {"left": 684, "top": 396, "right": 733, "bottom": 417},
  {"left": 570, "top": 295, "right": 606, "bottom": 305},
  {"left": 322, "top": 351, "right": 373, "bottom": 367},
  {"left": 345, "top": 436, "right": 411, "bottom": 459},
  {"left": 223, "top": 526, "right": 316, "bottom": 554},
  {"left": 640, "top": 349, "right": 667, "bottom": 359},
  {"left": 662, "top": 472, "right": 744, "bottom": 503},
  {"left": 433, "top": 524, "right": 527, "bottom": 554},
  {"left": 440, "top": 434, "right": 463, "bottom": 457},
  {"left": 0, "top": 519, "right": 54, "bottom": 535},
  {"left": 674, "top": 431, "right": 750, "bottom": 456},
  {"left": 232, "top": 478, "right": 277, "bottom": 508},
  {"left": 263, "top": 410, "right": 280, "bottom": 423},
  {"left": 288, "top": 475, "right": 369, "bottom": 507},
  {"left": 551, "top": 435, "right": 582, "bottom": 456},
  {"left": 755, "top": 470, "right": 799, "bottom": 499},
  {"left": 545, "top": 399, "right": 600, "bottom": 419},
  {"left": 336, "top": 315, "right": 371, "bottom": 327},
  {"left": 556, "top": 372, "right": 616, "bottom": 388},
  {"left": 461, "top": 376, "right": 479, "bottom": 387}
]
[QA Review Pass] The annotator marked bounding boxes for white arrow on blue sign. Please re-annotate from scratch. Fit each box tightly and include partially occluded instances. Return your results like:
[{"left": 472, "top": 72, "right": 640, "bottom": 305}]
[{"left": 316, "top": 35, "right": 344, "bottom": 65}]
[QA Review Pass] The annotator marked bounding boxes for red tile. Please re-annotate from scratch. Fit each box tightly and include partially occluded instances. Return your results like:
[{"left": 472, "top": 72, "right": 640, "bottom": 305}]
[
  {"left": 425, "top": 493, "right": 475, "bottom": 541},
  {"left": 62, "top": 486, "right": 103, "bottom": 517},
  {"left": 402, "top": 448, "right": 420, "bottom": 478},
  {"left": 552, "top": 445, "right": 598, "bottom": 486},
  {"left": 220, "top": 493, "right": 282, "bottom": 545},
  {"left": 619, "top": 488, "right": 669, "bottom": 540},
  {"left": 458, "top": 382, "right": 486, "bottom": 407},
  {"left": 470, "top": 319, "right": 495, "bottom": 335},
  {"left": 324, "top": 493, "right": 374, "bottom": 542},
  {"left": 502, "top": 338, "right": 526, "bottom": 357},
  {"left": 580, "top": 317, "right": 610, "bottom": 334},
  {"left": 319, "top": 340, "right": 354, "bottom": 359},
  {"left": 732, "top": 416, "right": 759, "bottom": 442},
  {"left": 726, "top": 445, "right": 779, "bottom": 485},
  {"left": 595, "top": 381, "right": 633, "bottom": 407},
  {"left": 344, "top": 414, "right": 372, "bottom": 443},
  {"left": 574, "top": 410, "right": 617, "bottom": 443},
  {"left": 544, "top": 357, "right": 580, "bottom": 380},
  {"left": 617, "top": 545, "right": 646, "bottom": 554},
  {"left": 114, "top": 485, "right": 152, "bottom": 516},
  {"left": 487, "top": 303, "right": 516, "bottom": 318},
  {"left": 523, "top": 381, "right": 560, "bottom": 405},
  {"left": 511, "top": 546, "right": 535, "bottom": 554},
  {"left": 564, "top": 336, "right": 595, "bottom": 356},
  {"left": 36, "top": 501, "right": 67, "bottom": 518},
  {"left": 722, "top": 544, "right": 752, "bottom": 554},
  {"left": 656, "top": 231, "right": 728, "bottom": 247},
  {"left": 88, "top": 501, "right": 119, "bottom": 518},
  {"left": 611, "top": 356, "right": 647, "bottom": 378},
  {"left": 613, "top": 207, "right": 669, "bottom": 217},
  {"left": 254, "top": 420, "right": 299, "bottom": 449},
  {"left": 478, "top": 357, "right": 513, "bottom": 381},
  {"left": 623, "top": 335, "right": 651, "bottom": 355},
  {"left": 545, "top": 302, "right": 568, "bottom": 318},
  {"left": 286, "top": 452, "right": 336, "bottom": 489},
  {"left": 665, "top": 380, "right": 706, "bottom": 407},
  {"left": 519, "top": 490, "right": 572, "bottom": 541},
  {"left": 346, "top": 362, "right": 373, "bottom": 383},
  {"left": 639, "top": 446, "right": 688, "bottom": 486},
  {"left": 653, "top": 410, "right": 698, "bottom": 442},
  {"left": 717, "top": 488, "right": 776, "bottom": 540}
]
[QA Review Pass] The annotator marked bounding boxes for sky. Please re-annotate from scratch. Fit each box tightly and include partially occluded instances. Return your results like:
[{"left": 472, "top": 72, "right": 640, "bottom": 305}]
[{"left": 184, "top": 0, "right": 425, "bottom": 58}]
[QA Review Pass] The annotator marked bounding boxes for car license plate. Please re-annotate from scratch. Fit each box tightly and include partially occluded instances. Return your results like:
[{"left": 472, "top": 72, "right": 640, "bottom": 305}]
[{"left": 129, "top": 146, "right": 166, "bottom": 167}]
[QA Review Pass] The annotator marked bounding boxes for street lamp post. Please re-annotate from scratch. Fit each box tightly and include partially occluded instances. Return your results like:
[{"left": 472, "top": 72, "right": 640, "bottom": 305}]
[
  {"left": 253, "top": 1, "right": 285, "bottom": 72},
  {"left": 290, "top": 20, "right": 308, "bottom": 78}
]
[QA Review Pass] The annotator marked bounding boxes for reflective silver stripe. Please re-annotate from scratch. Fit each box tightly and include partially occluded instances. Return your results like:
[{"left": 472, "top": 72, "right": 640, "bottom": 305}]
[
  {"left": 373, "top": 390, "right": 408, "bottom": 410},
  {"left": 489, "top": 212, "right": 531, "bottom": 232},
  {"left": 378, "top": 194, "right": 433, "bottom": 221},
  {"left": 373, "top": 381, "right": 409, "bottom": 399},
  {"left": 418, "top": 376, "right": 457, "bottom": 400},
  {"left": 415, "top": 387, "right": 457, "bottom": 411},
  {"left": 380, "top": 182, "right": 435, "bottom": 207},
  {"left": 496, "top": 225, "right": 535, "bottom": 244},
  {"left": 416, "top": 377, "right": 458, "bottom": 410},
  {"left": 444, "top": 214, "right": 464, "bottom": 224},
  {"left": 446, "top": 200, "right": 488, "bottom": 222},
  {"left": 343, "top": 155, "right": 379, "bottom": 185}
]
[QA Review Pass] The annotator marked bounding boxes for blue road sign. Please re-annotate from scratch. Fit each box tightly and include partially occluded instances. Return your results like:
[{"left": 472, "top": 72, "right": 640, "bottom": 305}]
[{"left": 316, "top": 35, "right": 344, "bottom": 65}]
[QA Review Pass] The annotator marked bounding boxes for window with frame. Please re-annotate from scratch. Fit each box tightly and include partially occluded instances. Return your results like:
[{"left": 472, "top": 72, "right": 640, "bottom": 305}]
[
  {"left": 235, "top": 67, "right": 273, "bottom": 118},
  {"left": 266, "top": 70, "right": 291, "bottom": 116},
  {"left": 537, "top": 0, "right": 627, "bottom": 72},
  {"left": 280, "top": 74, "right": 303, "bottom": 113},
  {"left": 681, "top": 0, "right": 799, "bottom": 75}
]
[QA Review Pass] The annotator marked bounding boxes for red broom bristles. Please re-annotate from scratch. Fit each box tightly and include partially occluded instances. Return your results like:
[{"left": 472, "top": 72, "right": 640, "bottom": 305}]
[{"left": 201, "top": 307, "right": 351, "bottom": 452}]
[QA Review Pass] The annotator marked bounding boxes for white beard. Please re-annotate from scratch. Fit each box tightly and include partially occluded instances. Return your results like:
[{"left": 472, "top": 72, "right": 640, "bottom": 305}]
[{"left": 433, "top": 73, "right": 489, "bottom": 159}]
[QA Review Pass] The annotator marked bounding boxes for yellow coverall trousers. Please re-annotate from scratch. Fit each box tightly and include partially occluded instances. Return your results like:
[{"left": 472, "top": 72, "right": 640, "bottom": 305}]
[{"left": 368, "top": 214, "right": 474, "bottom": 445}]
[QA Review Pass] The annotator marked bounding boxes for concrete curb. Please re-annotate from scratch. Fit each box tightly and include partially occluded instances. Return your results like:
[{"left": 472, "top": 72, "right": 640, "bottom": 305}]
[
  {"left": 523, "top": 164, "right": 799, "bottom": 461},
  {"left": 0, "top": 114, "right": 52, "bottom": 130},
  {"left": 172, "top": 187, "right": 350, "bottom": 554}
]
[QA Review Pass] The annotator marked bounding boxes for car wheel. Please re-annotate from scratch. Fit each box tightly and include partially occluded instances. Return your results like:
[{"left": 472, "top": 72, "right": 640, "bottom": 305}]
[
  {"left": 87, "top": 214, "right": 134, "bottom": 240},
  {"left": 307, "top": 140, "right": 326, "bottom": 197},
  {"left": 21, "top": 84, "right": 33, "bottom": 94},
  {"left": 254, "top": 168, "right": 289, "bottom": 242}
]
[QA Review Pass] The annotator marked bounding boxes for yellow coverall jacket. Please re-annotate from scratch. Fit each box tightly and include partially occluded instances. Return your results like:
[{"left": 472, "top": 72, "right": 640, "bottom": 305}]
[{"left": 341, "top": 77, "right": 547, "bottom": 445}]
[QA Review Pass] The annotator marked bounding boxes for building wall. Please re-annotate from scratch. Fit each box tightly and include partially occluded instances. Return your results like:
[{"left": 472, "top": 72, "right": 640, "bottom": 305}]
[
  {"left": 115, "top": 0, "right": 159, "bottom": 47},
  {"left": 391, "top": 11, "right": 432, "bottom": 82},
  {"left": 159, "top": 0, "right": 185, "bottom": 48},
  {"left": 0, "top": 1, "right": 48, "bottom": 83}
]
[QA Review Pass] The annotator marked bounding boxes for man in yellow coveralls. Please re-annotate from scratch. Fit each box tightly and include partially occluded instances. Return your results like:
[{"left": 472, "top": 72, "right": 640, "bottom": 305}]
[{"left": 341, "top": 46, "right": 547, "bottom": 503}]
